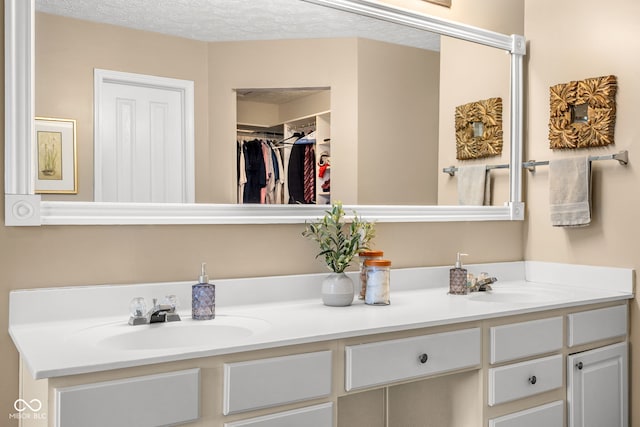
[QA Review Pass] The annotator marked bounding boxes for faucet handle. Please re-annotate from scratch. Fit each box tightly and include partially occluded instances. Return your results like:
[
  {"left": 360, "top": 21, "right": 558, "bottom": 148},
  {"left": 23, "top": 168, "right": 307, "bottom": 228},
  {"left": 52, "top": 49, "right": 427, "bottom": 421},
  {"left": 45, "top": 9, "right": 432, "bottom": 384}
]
[
  {"left": 128, "top": 297, "right": 148, "bottom": 325},
  {"left": 129, "top": 297, "right": 147, "bottom": 317},
  {"left": 162, "top": 295, "right": 179, "bottom": 311}
]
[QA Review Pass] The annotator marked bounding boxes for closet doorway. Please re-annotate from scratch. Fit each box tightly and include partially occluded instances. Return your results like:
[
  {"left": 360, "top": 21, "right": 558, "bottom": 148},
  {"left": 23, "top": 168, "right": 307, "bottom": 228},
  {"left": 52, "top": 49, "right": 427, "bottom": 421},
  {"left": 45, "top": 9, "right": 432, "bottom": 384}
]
[{"left": 236, "top": 88, "right": 331, "bottom": 205}]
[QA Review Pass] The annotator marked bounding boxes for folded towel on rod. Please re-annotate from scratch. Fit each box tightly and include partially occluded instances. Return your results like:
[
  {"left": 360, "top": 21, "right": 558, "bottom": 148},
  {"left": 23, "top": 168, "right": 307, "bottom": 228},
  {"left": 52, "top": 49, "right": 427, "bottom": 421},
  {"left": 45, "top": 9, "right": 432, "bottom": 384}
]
[
  {"left": 457, "top": 165, "right": 490, "bottom": 205},
  {"left": 549, "top": 156, "right": 591, "bottom": 227}
]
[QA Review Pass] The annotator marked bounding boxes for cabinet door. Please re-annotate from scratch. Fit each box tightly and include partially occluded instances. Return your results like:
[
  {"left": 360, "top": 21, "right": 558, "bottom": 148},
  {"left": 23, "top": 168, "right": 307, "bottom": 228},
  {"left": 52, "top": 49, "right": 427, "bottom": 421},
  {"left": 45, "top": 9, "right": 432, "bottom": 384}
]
[{"left": 567, "top": 342, "right": 628, "bottom": 427}]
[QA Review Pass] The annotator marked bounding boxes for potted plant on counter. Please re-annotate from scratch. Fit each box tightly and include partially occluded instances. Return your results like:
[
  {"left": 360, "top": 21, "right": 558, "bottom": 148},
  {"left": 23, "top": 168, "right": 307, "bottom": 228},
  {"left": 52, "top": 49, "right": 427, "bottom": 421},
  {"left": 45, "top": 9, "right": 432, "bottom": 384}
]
[{"left": 302, "top": 201, "right": 375, "bottom": 306}]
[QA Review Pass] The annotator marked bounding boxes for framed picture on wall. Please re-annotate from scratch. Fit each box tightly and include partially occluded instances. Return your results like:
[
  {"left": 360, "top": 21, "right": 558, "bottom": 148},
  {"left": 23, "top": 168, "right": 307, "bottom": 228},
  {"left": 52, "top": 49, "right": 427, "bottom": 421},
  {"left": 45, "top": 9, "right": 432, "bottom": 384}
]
[
  {"left": 422, "top": 0, "right": 451, "bottom": 6},
  {"left": 35, "top": 117, "right": 78, "bottom": 194}
]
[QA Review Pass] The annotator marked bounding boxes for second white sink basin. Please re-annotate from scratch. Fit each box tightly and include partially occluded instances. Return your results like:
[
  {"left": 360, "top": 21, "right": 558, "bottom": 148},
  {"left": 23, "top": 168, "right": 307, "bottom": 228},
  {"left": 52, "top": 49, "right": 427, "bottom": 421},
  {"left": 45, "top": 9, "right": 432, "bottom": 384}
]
[
  {"left": 467, "top": 286, "right": 574, "bottom": 304},
  {"left": 70, "top": 315, "right": 271, "bottom": 351}
]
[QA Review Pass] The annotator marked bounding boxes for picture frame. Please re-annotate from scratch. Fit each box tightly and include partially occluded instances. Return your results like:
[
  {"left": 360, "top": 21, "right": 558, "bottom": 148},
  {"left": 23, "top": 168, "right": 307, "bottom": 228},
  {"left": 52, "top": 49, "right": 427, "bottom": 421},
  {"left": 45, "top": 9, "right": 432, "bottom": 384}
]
[
  {"left": 455, "top": 97, "right": 503, "bottom": 160},
  {"left": 548, "top": 75, "right": 617, "bottom": 149},
  {"left": 35, "top": 117, "right": 78, "bottom": 194},
  {"left": 423, "top": 0, "right": 451, "bottom": 6}
]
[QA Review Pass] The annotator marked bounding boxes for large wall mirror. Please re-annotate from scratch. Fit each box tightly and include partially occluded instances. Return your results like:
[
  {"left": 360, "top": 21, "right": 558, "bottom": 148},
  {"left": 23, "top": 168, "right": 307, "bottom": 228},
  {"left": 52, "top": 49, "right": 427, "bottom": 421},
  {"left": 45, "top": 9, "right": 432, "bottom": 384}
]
[{"left": 4, "top": 0, "right": 525, "bottom": 225}]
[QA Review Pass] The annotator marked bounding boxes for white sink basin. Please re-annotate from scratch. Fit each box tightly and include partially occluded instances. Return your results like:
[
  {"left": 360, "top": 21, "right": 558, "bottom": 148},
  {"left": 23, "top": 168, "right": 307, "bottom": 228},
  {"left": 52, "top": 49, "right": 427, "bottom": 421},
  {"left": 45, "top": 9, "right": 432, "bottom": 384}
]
[
  {"left": 467, "top": 286, "right": 572, "bottom": 304},
  {"left": 69, "top": 315, "right": 270, "bottom": 351}
]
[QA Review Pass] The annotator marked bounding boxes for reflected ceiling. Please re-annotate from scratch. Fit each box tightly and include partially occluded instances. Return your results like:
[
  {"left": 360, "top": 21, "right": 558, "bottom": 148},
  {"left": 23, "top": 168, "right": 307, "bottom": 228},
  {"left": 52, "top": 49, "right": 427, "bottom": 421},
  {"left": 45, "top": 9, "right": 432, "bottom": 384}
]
[{"left": 35, "top": 0, "right": 440, "bottom": 51}]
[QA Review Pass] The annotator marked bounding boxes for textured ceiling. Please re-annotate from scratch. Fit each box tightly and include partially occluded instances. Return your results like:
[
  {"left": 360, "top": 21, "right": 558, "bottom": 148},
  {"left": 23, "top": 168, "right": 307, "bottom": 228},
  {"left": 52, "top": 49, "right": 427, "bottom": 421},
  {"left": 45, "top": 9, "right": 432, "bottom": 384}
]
[{"left": 35, "top": 0, "right": 440, "bottom": 51}]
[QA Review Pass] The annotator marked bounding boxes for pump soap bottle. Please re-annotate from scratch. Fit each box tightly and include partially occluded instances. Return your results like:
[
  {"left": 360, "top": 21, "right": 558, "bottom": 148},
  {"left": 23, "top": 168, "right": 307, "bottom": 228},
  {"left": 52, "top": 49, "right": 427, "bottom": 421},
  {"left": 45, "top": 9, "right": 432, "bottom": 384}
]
[
  {"left": 192, "top": 263, "right": 215, "bottom": 320},
  {"left": 449, "top": 253, "right": 468, "bottom": 295}
]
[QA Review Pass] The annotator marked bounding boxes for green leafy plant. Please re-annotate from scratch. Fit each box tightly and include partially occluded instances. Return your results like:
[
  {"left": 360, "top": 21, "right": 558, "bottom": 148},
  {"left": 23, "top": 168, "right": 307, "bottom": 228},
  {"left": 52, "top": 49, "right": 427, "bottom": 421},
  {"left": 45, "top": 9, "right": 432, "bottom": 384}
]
[{"left": 302, "top": 201, "right": 375, "bottom": 273}]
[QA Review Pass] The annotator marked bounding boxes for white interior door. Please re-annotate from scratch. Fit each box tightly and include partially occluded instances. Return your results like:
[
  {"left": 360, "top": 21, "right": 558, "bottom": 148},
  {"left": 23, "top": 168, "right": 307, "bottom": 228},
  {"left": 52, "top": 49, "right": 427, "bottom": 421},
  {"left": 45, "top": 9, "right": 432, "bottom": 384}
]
[{"left": 95, "top": 69, "right": 194, "bottom": 203}]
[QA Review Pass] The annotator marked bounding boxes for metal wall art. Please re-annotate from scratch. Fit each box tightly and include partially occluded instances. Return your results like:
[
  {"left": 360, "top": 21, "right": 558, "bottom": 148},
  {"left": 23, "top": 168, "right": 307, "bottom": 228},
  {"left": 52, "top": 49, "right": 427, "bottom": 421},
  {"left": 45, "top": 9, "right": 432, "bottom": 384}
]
[
  {"left": 455, "top": 97, "right": 503, "bottom": 160},
  {"left": 549, "top": 75, "right": 617, "bottom": 149}
]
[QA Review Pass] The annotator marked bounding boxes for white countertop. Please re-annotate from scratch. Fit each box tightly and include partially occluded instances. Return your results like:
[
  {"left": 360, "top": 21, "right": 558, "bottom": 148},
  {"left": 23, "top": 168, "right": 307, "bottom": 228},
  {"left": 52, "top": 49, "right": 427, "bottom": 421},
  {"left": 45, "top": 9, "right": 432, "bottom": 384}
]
[{"left": 9, "top": 261, "right": 634, "bottom": 379}]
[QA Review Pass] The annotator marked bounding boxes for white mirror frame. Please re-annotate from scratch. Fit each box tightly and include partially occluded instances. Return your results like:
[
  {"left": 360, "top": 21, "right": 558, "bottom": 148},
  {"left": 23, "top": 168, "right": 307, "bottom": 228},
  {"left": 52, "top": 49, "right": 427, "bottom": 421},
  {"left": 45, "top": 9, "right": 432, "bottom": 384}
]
[{"left": 4, "top": 0, "right": 525, "bottom": 226}]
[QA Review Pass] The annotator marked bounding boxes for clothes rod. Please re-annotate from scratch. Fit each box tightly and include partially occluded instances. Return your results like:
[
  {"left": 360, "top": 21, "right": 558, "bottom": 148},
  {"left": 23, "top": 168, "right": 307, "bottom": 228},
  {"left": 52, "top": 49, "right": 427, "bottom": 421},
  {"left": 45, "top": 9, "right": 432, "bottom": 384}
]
[
  {"left": 523, "top": 150, "right": 629, "bottom": 172},
  {"left": 442, "top": 163, "right": 509, "bottom": 176}
]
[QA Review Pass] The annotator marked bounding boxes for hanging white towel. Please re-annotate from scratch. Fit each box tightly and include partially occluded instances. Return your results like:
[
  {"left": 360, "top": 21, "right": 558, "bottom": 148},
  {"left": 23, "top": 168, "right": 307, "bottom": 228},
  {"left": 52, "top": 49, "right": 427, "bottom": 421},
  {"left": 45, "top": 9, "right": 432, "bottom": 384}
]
[
  {"left": 457, "top": 165, "right": 490, "bottom": 205},
  {"left": 549, "top": 156, "right": 591, "bottom": 227}
]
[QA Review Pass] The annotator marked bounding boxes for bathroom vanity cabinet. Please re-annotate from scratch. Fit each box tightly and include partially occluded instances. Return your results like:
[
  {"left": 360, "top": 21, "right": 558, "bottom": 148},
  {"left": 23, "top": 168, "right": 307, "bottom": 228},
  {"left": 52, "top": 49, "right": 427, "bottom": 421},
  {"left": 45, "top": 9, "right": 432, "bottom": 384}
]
[
  {"left": 10, "top": 262, "right": 632, "bottom": 427},
  {"left": 18, "top": 301, "right": 628, "bottom": 427}
]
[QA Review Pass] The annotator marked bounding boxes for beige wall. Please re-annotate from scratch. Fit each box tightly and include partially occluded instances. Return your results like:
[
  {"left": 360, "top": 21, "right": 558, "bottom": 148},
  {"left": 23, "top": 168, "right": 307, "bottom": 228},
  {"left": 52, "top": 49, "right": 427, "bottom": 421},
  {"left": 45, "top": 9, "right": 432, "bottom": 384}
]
[
  {"left": 210, "top": 38, "right": 440, "bottom": 205},
  {"left": 0, "top": 1, "right": 526, "bottom": 425},
  {"left": 36, "top": 14, "right": 441, "bottom": 207},
  {"left": 523, "top": 0, "right": 640, "bottom": 423},
  {"left": 357, "top": 39, "right": 440, "bottom": 205},
  {"left": 381, "top": 0, "right": 524, "bottom": 35},
  {"left": 35, "top": 13, "right": 210, "bottom": 202},
  {"left": 278, "top": 90, "right": 331, "bottom": 124},
  {"left": 437, "top": 37, "right": 512, "bottom": 205}
]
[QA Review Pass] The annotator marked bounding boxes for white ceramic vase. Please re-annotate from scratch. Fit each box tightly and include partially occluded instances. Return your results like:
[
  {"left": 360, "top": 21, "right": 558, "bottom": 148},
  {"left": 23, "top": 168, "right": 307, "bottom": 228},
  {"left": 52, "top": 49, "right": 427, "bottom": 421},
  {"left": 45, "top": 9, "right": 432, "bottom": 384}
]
[{"left": 321, "top": 272, "right": 355, "bottom": 307}]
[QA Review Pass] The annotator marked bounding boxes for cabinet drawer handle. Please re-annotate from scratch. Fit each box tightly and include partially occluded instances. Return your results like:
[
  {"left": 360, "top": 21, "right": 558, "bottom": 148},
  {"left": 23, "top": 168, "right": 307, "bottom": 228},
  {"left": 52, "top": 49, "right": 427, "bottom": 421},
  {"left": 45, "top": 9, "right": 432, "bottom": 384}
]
[
  {"left": 528, "top": 375, "right": 537, "bottom": 385},
  {"left": 576, "top": 362, "right": 584, "bottom": 370},
  {"left": 418, "top": 353, "right": 429, "bottom": 364}
]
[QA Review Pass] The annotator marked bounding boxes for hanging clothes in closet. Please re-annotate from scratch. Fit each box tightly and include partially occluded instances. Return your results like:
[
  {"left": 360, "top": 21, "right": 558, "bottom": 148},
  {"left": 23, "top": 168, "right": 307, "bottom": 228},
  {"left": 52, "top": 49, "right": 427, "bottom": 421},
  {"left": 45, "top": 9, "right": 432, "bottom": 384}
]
[
  {"left": 237, "top": 136, "right": 285, "bottom": 204},
  {"left": 241, "top": 139, "right": 265, "bottom": 203},
  {"left": 287, "top": 131, "right": 316, "bottom": 204}
]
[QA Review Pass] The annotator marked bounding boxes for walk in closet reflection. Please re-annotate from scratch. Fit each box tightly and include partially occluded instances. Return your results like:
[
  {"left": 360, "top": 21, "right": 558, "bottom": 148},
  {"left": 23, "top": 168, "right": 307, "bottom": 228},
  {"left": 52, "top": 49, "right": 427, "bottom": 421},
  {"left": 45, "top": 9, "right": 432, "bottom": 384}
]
[{"left": 236, "top": 88, "right": 331, "bottom": 205}]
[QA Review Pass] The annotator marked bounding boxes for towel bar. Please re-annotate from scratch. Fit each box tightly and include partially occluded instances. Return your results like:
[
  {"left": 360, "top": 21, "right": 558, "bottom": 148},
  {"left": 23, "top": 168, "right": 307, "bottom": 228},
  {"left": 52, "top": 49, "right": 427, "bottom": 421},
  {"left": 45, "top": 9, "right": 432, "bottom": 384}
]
[
  {"left": 443, "top": 150, "right": 629, "bottom": 176},
  {"left": 523, "top": 150, "right": 628, "bottom": 172},
  {"left": 442, "top": 163, "right": 509, "bottom": 177}
]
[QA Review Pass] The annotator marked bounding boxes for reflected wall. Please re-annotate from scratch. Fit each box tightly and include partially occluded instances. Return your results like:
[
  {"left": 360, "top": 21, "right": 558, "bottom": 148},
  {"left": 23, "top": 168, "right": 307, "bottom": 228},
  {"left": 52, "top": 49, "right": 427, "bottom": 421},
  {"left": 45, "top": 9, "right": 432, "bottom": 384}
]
[
  {"left": 35, "top": 12, "right": 210, "bottom": 202},
  {"left": 36, "top": 12, "right": 441, "bottom": 205}
]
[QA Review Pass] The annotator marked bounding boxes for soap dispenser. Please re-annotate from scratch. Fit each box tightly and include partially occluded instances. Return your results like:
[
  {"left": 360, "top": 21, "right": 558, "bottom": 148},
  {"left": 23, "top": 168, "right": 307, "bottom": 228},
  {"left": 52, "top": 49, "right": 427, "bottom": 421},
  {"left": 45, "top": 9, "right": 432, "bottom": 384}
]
[
  {"left": 449, "top": 253, "right": 468, "bottom": 295},
  {"left": 192, "top": 263, "right": 215, "bottom": 320}
]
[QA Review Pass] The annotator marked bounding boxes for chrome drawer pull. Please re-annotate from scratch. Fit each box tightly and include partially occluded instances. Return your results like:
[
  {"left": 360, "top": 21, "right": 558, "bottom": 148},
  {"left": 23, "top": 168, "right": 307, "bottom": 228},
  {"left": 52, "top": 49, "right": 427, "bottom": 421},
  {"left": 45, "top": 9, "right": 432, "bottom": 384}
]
[
  {"left": 528, "top": 375, "right": 537, "bottom": 385},
  {"left": 418, "top": 353, "right": 429, "bottom": 364}
]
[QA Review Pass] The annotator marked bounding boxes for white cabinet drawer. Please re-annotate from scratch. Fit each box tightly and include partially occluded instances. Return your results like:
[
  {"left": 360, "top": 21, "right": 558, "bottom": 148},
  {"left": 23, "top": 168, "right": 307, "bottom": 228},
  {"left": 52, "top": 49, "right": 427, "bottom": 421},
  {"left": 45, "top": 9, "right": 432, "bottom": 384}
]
[
  {"left": 490, "top": 317, "right": 562, "bottom": 364},
  {"left": 568, "top": 304, "right": 627, "bottom": 347},
  {"left": 55, "top": 369, "right": 199, "bottom": 427},
  {"left": 223, "top": 350, "right": 332, "bottom": 415},
  {"left": 345, "top": 327, "right": 480, "bottom": 391},
  {"left": 224, "top": 402, "right": 333, "bottom": 427},
  {"left": 488, "top": 354, "right": 562, "bottom": 406},
  {"left": 489, "top": 400, "right": 563, "bottom": 427}
]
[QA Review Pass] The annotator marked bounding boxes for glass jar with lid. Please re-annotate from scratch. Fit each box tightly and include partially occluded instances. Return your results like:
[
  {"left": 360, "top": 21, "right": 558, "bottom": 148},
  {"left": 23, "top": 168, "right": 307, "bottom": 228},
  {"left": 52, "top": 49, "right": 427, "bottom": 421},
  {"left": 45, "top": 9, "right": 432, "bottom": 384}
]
[
  {"left": 364, "top": 259, "right": 391, "bottom": 305},
  {"left": 358, "top": 250, "right": 384, "bottom": 300}
]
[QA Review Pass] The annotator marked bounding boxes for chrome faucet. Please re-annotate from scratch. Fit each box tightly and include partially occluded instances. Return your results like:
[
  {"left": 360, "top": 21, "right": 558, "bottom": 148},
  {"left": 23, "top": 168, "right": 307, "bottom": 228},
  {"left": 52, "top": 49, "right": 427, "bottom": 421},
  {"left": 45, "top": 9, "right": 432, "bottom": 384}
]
[
  {"left": 129, "top": 296, "right": 181, "bottom": 325},
  {"left": 148, "top": 298, "right": 181, "bottom": 323}
]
